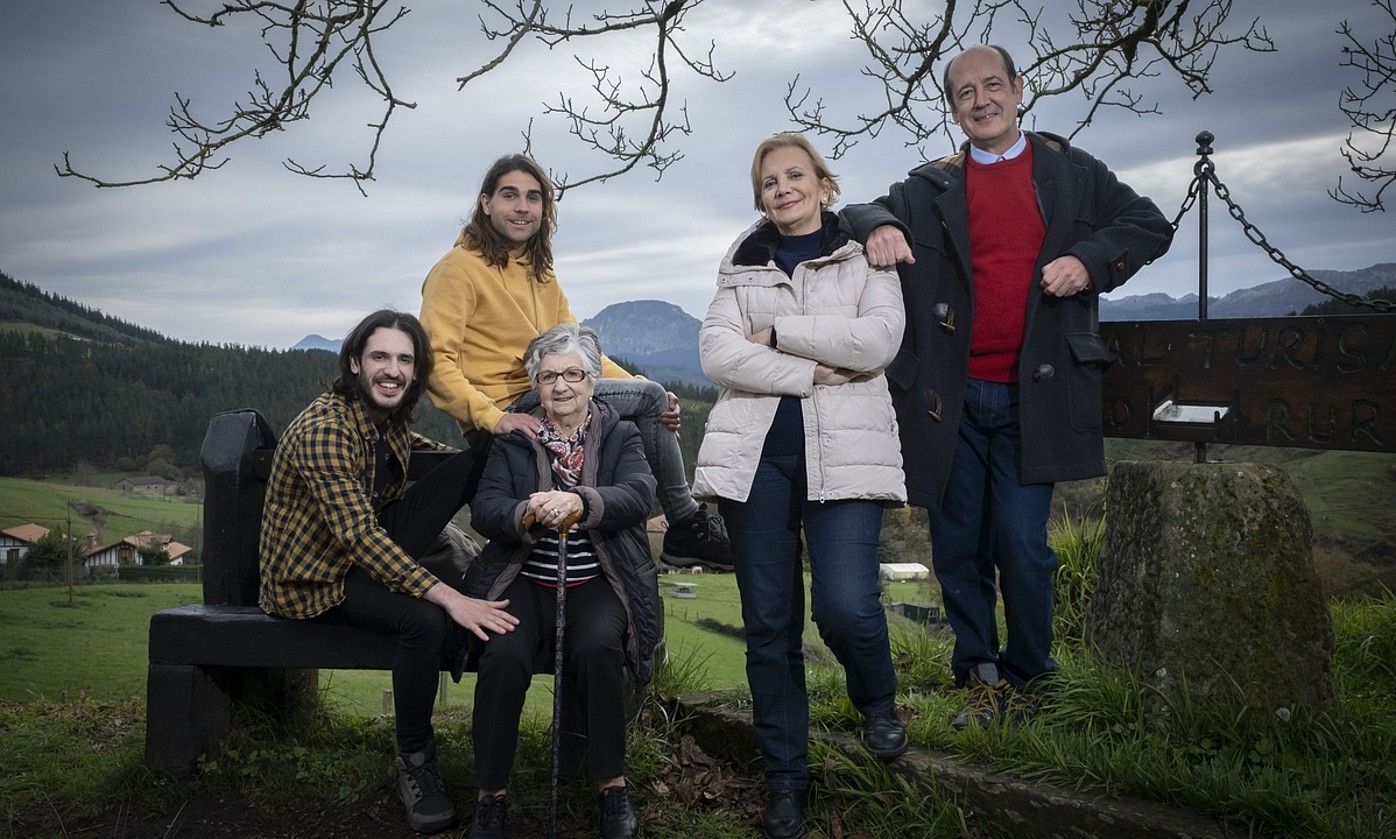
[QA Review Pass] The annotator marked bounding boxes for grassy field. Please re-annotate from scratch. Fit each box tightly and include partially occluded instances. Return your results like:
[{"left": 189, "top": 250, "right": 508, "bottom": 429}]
[
  {"left": 0, "top": 320, "right": 75, "bottom": 340},
  {"left": 0, "top": 476, "right": 202, "bottom": 548},
  {"left": 0, "top": 584, "right": 203, "bottom": 702},
  {"left": 0, "top": 576, "right": 930, "bottom": 717},
  {"left": 2, "top": 562, "right": 1391, "bottom": 835}
]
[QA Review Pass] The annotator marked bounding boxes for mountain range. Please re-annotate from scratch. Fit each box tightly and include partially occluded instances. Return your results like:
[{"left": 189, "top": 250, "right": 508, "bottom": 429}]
[
  {"left": 1099, "top": 263, "right": 1396, "bottom": 320},
  {"left": 294, "top": 263, "right": 1396, "bottom": 386}
]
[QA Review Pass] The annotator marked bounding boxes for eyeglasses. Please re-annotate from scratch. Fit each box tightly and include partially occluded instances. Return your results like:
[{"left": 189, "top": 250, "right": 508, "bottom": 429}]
[{"left": 535, "top": 368, "right": 588, "bottom": 385}]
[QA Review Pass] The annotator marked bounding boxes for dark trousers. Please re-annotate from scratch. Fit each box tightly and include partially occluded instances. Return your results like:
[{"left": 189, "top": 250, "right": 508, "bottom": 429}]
[
  {"left": 719, "top": 452, "right": 897, "bottom": 791},
  {"left": 473, "top": 574, "right": 628, "bottom": 790},
  {"left": 930, "top": 378, "right": 1058, "bottom": 688},
  {"left": 317, "top": 447, "right": 482, "bottom": 754}
]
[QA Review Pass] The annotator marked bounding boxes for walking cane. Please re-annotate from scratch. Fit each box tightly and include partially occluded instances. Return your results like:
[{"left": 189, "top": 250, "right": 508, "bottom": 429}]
[{"left": 532, "top": 508, "right": 580, "bottom": 839}]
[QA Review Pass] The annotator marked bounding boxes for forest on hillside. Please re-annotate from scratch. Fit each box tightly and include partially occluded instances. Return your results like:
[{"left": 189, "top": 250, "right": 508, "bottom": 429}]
[{"left": 0, "top": 329, "right": 713, "bottom": 479}]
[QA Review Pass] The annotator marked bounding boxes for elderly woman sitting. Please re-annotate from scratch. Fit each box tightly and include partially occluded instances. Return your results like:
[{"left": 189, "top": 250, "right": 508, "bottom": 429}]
[{"left": 464, "top": 323, "right": 660, "bottom": 839}]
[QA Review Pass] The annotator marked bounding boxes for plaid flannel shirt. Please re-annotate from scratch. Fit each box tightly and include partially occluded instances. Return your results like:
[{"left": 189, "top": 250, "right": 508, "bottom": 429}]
[{"left": 258, "top": 391, "right": 444, "bottom": 619}]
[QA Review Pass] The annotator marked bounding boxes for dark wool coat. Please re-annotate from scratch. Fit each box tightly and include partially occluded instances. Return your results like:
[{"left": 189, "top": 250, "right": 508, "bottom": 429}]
[
  {"left": 841, "top": 131, "right": 1174, "bottom": 511},
  {"left": 466, "top": 400, "right": 662, "bottom": 694}
]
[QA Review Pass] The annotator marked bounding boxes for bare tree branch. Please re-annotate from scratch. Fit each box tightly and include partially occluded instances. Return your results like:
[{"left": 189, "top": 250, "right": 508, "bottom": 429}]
[
  {"left": 56, "top": 1, "right": 414, "bottom": 194},
  {"left": 55, "top": 0, "right": 1279, "bottom": 195},
  {"left": 1331, "top": 0, "right": 1396, "bottom": 213},
  {"left": 787, "top": 0, "right": 1274, "bottom": 159},
  {"left": 58, "top": 0, "right": 727, "bottom": 197},
  {"left": 457, "top": 0, "right": 728, "bottom": 197}
]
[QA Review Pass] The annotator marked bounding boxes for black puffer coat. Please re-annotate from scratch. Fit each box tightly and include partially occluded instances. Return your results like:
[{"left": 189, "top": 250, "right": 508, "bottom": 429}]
[
  {"left": 841, "top": 131, "right": 1173, "bottom": 510},
  {"left": 466, "top": 400, "right": 662, "bottom": 695}
]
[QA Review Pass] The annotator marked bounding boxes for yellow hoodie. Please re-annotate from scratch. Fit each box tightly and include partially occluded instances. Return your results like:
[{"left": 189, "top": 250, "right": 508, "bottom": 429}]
[{"left": 420, "top": 239, "right": 630, "bottom": 433}]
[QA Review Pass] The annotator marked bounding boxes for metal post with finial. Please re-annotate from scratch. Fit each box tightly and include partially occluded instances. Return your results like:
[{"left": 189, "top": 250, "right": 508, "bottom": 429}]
[{"left": 1194, "top": 130, "right": 1214, "bottom": 464}]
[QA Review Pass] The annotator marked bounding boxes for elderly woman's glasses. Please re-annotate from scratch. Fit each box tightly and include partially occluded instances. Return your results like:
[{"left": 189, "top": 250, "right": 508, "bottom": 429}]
[{"left": 535, "top": 368, "right": 587, "bottom": 385}]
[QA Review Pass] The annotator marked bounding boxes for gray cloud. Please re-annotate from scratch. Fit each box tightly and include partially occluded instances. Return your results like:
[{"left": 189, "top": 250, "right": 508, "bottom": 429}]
[{"left": 2, "top": 0, "right": 1392, "bottom": 347}]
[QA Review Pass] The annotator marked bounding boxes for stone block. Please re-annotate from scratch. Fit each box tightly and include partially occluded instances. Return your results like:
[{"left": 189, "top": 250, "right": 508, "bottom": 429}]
[{"left": 1086, "top": 461, "right": 1332, "bottom": 712}]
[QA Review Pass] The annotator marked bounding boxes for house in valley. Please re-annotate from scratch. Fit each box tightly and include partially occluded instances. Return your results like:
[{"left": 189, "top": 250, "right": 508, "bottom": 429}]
[{"left": 1, "top": 523, "right": 50, "bottom": 565}]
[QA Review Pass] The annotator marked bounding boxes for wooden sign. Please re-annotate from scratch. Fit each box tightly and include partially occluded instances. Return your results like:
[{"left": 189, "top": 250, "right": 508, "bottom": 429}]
[{"left": 1100, "top": 316, "right": 1396, "bottom": 452}]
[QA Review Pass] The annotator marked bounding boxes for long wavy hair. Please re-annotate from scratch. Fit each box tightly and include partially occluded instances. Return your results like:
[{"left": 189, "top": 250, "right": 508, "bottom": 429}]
[
  {"left": 459, "top": 154, "right": 557, "bottom": 282},
  {"left": 330, "top": 309, "right": 432, "bottom": 425}
]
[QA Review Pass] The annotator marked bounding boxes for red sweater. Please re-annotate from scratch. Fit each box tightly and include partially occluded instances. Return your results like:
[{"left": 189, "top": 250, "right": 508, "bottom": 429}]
[{"left": 965, "top": 146, "right": 1045, "bottom": 383}]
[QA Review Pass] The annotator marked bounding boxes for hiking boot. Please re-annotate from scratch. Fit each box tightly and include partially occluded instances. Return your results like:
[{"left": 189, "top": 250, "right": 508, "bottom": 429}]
[
  {"left": 598, "top": 785, "right": 638, "bottom": 839},
  {"left": 951, "top": 662, "right": 1011, "bottom": 730},
  {"left": 762, "top": 787, "right": 807, "bottom": 839},
  {"left": 660, "top": 504, "right": 733, "bottom": 571},
  {"left": 861, "top": 712, "right": 908, "bottom": 761},
  {"left": 394, "top": 741, "right": 456, "bottom": 833},
  {"left": 468, "top": 793, "right": 507, "bottom": 839}
]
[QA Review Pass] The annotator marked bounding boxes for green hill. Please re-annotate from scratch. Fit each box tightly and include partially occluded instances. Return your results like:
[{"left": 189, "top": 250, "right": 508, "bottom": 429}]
[{"left": 0, "top": 271, "right": 464, "bottom": 476}]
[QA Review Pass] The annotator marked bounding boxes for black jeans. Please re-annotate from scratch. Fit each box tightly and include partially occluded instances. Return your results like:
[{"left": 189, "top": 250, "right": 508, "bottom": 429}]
[
  {"left": 317, "top": 447, "right": 483, "bottom": 754},
  {"left": 473, "top": 574, "right": 628, "bottom": 789}
]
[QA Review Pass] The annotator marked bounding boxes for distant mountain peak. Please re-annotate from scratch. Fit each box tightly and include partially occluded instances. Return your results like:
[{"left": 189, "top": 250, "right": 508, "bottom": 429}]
[
  {"left": 292, "top": 334, "right": 341, "bottom": 352},
  {"left": 581, "top": 300, "right": 706, "bottom": 388}
]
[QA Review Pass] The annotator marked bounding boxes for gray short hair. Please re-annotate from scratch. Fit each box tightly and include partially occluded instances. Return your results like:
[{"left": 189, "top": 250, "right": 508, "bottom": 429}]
[{"left": 524, "top": 323, "right": 604, "bottom": 384}]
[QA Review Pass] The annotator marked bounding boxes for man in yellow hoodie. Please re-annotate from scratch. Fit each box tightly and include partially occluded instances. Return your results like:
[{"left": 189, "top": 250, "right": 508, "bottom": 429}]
[{"left": 420, "top": 154, "right": 731, "bottom": 573}]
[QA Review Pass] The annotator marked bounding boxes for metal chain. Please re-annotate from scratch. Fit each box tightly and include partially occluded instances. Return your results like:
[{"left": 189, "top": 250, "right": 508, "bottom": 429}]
[
  {"left": 1167, "top": 161, "right": 1394, "bottom": 313},
  {"left": 1168, "top": 173, "right": 1203, "bottom": 232}
]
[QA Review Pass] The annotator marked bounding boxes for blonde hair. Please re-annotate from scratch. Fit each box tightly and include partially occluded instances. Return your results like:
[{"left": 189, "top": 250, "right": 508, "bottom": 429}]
[{"left": 749, "top": 133, "right": 841, "bottom": 213}]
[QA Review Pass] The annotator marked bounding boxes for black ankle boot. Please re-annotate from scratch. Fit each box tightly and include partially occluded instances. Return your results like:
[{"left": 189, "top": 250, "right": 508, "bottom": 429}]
[
  {"left": 762, "top": 787, "right": 806, "bottom": 839},
  {"left": 598, "top": 785, "right": 638, "bottom": 838}
]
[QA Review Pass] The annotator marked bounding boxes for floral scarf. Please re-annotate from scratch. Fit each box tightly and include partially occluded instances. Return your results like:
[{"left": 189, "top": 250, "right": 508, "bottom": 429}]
[{"left": 537, "top": 411, "right": 590, "bottom": 488}]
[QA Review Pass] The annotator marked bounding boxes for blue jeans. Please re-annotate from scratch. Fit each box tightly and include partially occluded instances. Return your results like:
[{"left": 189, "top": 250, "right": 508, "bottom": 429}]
[
  {"left": 720, "top": 453, "right": 897, "bottom": 790},
  {"left": 931, "top": 378, "right": 1058, "bottom": 689}
]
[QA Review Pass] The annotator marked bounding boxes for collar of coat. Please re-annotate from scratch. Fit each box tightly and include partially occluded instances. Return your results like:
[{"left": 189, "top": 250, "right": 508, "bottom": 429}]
[
  {"left": 909, "top": 130, "right": 1069, "bottom": 189},
  {"left": 730, "top": 210, "right": 851, "bottom": 268},
  {"left": 501, "top": 398, "right": 619, "bottom": 446}
]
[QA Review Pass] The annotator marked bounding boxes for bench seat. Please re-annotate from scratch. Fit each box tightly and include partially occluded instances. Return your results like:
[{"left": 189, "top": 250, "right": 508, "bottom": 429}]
[{"left": 149, "top": 604, "right": 460, "bottom": 671}]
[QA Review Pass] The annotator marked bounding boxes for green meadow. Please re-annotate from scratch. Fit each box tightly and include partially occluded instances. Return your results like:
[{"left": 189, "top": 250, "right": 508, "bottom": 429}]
[
  {"left": 0, "top": 577, "right": 930, "bottom": 717},
  {"left": 0, "top": 476, "right": 202, "bottom": 545}
]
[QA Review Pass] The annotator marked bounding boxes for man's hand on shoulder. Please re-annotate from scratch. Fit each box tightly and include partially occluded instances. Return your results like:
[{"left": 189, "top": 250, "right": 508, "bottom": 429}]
[
  {"left": 1040, "top": 255, "right": 1092, "bottom": 297},
  {"left": 866, "top": 224, "right": 916, "bottom": 269},
  {"left": 426, "top": 583, "right": 519, "bottom": 641},
  {"left": 494, "top": 413, "right": 541, "bottom": 440}
]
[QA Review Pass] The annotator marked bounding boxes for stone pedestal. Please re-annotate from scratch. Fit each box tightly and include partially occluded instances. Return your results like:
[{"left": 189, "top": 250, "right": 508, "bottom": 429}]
[{"left": 1086, "top": 461, "right": 1333, "bottom": 712}]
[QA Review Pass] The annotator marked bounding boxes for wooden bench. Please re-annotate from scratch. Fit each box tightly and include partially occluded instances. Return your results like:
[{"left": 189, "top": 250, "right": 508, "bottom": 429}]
[{"left": 144, "top": 409, "right": 468, "bottom": 774}]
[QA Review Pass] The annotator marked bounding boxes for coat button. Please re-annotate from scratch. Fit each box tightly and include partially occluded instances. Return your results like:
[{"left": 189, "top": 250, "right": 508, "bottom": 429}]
[
  {"left": 933, "top": 302, "right": 955, "bottom": 334},
  {"left": 1033, "top": 364, "right": 1055, "bottom": 381},
  {"left": 924, "top": 389, "right": 943, "bottom": 422}
]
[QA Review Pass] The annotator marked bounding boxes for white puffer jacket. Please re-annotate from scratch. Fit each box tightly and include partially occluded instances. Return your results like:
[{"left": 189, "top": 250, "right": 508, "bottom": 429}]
[{"left": 693, "top": 217, "right": 907, "bottom": 504}]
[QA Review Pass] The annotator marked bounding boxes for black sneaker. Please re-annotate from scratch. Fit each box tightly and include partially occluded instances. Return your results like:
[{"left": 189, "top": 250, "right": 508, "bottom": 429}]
[
  {"left": 598, "top": 785, "right": 638, "bottom": 839},
  {"left": 660, "top": 504, "right": 733, "bottom": 571},
  {"left": 1004, "top": 672, "right": 1055, "bottom": 723},
  {"left": 861, "top": 712, "right": 908, "bottom": 761},
  {"left": 468, "top": 793, "right": 507, "bottom": 839},
  {"left": 762, "top": 787, "right": 807, "bottom": 839},
  {"left": 951, "top": 662, "right": 1011, "bottom": 730},
  {"left": 394, "top": 741, "right": 456, "bottom": 833}
]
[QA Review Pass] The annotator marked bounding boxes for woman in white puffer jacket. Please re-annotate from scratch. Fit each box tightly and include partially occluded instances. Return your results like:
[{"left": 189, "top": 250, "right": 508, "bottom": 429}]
[{"left": 693, "top": 133, "right": 907, "bottom": 839}]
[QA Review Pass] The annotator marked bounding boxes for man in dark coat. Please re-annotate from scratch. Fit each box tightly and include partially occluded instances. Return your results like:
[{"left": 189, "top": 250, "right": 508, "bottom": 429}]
[{"left": 841, "top": 44, "right": 1173, "bottom": 726}]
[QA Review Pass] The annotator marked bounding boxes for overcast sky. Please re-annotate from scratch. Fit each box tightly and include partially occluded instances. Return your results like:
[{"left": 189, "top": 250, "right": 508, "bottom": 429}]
[{"left": 3, "top": 0, "right": 1393, "bottom": 347}]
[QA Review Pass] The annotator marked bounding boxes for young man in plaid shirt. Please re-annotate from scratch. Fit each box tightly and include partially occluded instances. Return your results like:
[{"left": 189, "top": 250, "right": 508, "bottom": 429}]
[{"left": 259, "top": 309, "right": 519, "bottom": 834}]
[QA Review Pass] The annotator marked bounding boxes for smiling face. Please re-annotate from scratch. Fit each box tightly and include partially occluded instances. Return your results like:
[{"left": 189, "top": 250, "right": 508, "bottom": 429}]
[
  {"left": 535, "top": 351, "right": 594, "bottom": 430},
  {"left": 480, "top": 169, "right": 544, "bottom": 254},
  {"left": 759, "top": 145, "right": 831, "bottom": 236},
  {"left": 349, "top": 326, "right": 415, "bottom": 424},
  {"left": 947, "top": 45, "right": 1024, "bottom": 155}
]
